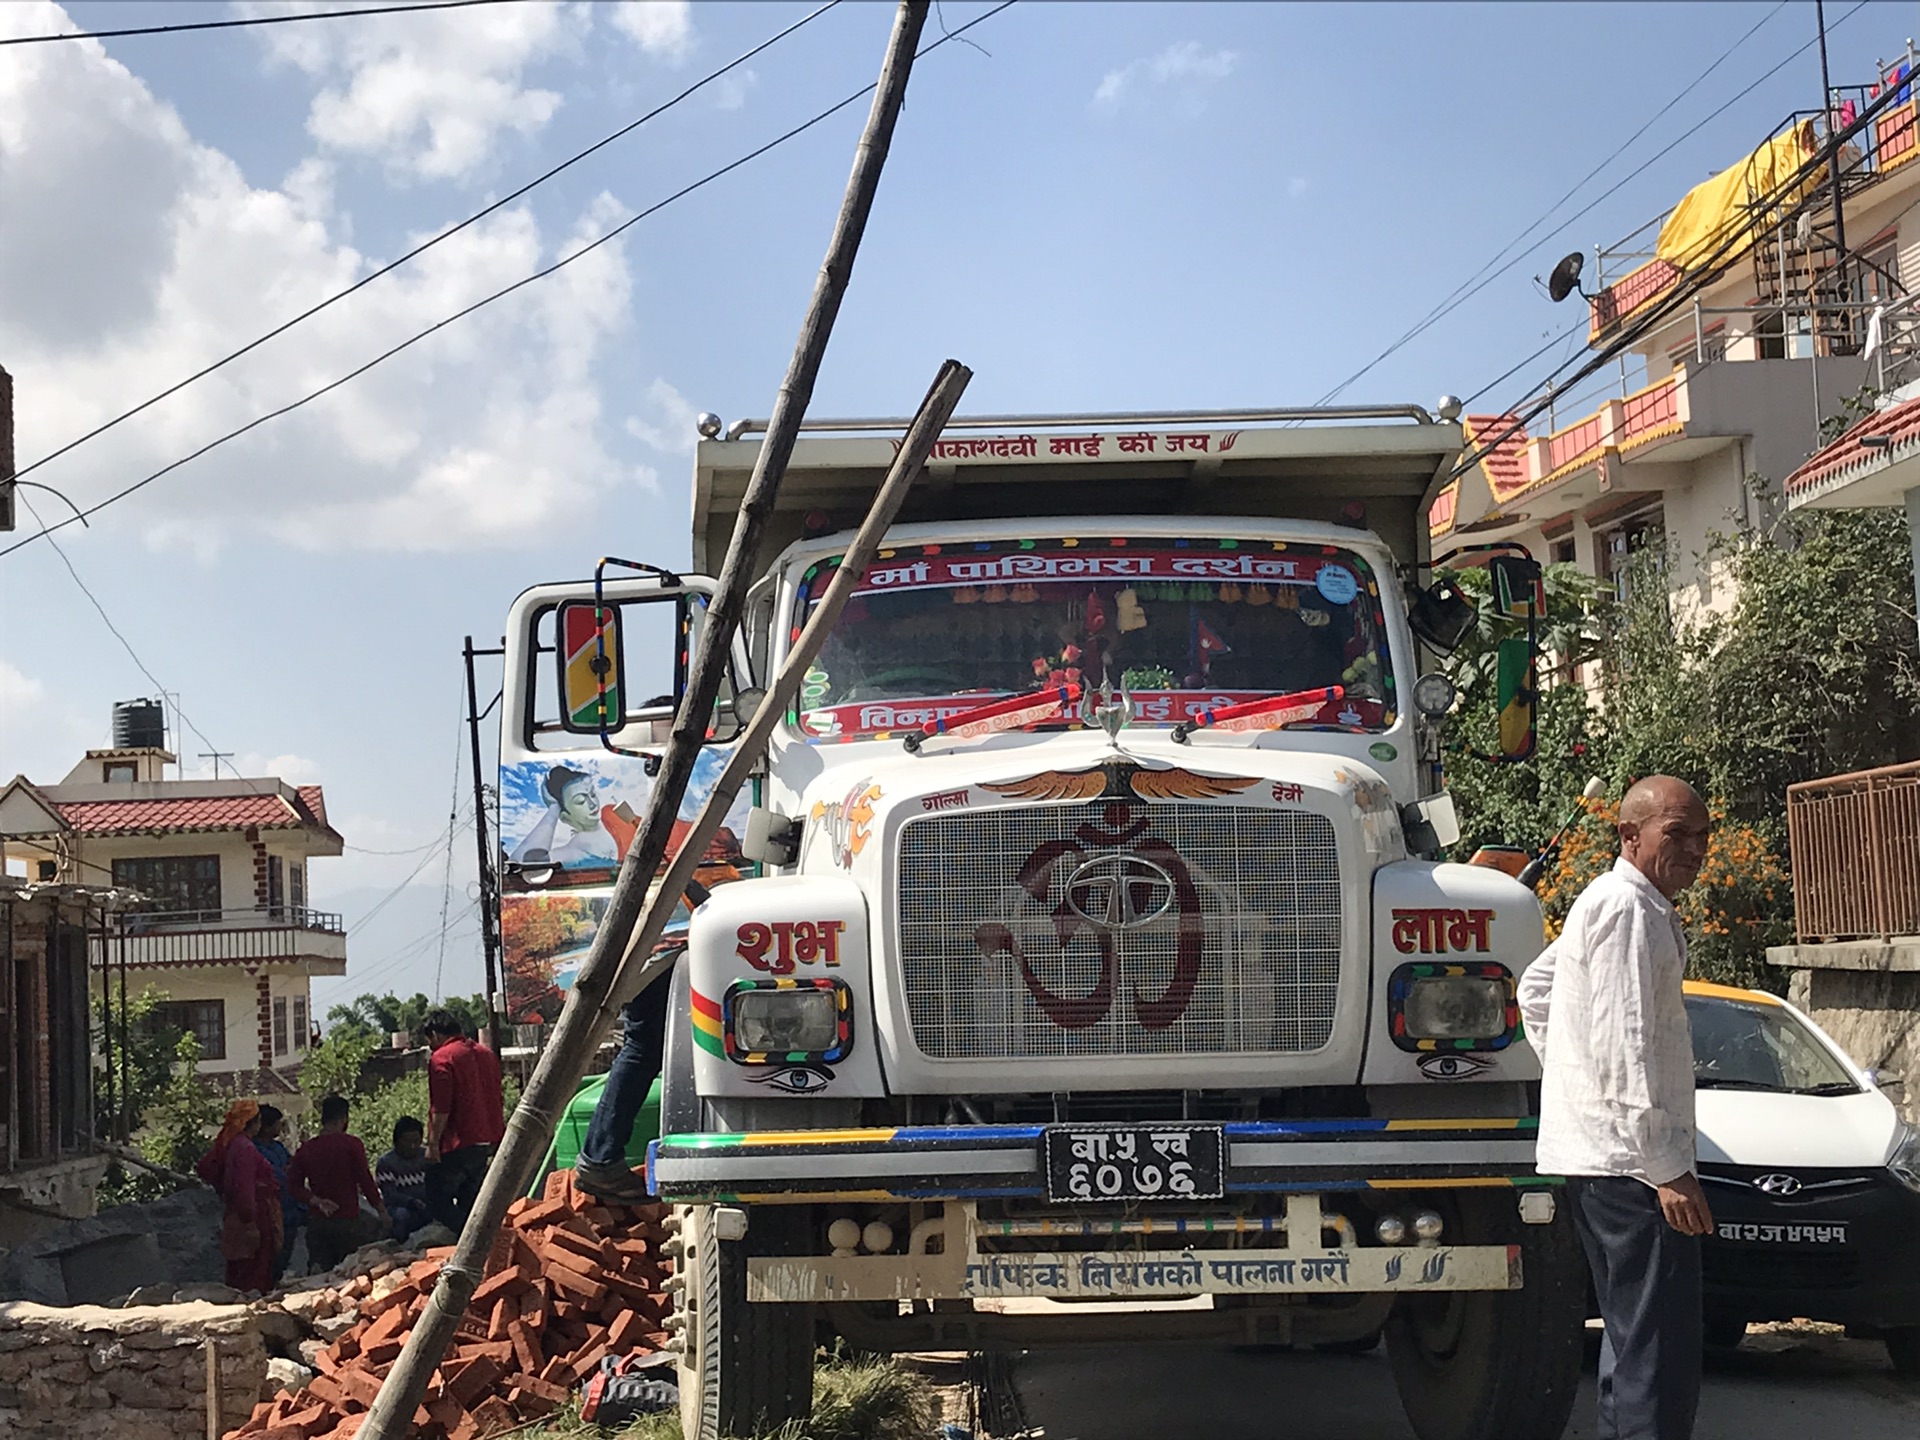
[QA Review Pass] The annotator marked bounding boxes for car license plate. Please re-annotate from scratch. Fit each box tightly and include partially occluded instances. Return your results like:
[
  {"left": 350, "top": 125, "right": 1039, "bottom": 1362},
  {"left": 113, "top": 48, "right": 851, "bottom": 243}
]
[
  {"left": 1714, "top": 1222, "right": 1849, "bottom": 1245},
  {"left": 1042, "top": 1124, "right": 1225, "bottom": 1204}
]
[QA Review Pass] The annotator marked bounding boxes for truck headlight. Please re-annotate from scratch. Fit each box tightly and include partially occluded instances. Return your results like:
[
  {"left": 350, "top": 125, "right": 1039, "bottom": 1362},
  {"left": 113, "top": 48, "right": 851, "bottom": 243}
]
[
  {"left": 1389, "top": 962, "right": 1517, "bottom": 1051},
  {"left": 1891, "top": 1125, "right": 1920, "bottom": 1195},
  {"left": 725, "top": 979, "right": 850, "bottom": 1063}
]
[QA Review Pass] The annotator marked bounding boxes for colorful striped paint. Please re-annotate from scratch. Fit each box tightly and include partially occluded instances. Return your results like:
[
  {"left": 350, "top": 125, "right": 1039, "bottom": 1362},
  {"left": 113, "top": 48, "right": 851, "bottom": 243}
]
[{"left": 690, "top": 987, "right": 724, "bottom": 1057}]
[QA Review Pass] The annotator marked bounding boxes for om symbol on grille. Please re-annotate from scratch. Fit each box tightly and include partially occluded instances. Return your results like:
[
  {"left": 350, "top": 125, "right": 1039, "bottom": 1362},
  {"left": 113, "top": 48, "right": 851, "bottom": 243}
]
[{"left": 974, "top": 802, "right": 1204, "bottom": 1031}]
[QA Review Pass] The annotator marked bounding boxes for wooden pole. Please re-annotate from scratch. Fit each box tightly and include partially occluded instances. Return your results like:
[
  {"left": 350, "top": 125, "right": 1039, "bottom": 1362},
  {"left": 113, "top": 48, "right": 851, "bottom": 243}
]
[{"left": 356, "top": 7, "right": 930, "bottom": 1435}]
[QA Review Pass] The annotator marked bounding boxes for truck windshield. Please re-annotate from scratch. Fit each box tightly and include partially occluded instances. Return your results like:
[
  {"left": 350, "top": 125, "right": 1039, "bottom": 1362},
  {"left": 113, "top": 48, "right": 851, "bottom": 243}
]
[{"left": 791, "top": 538, "right": 1395, "bottom": 739}]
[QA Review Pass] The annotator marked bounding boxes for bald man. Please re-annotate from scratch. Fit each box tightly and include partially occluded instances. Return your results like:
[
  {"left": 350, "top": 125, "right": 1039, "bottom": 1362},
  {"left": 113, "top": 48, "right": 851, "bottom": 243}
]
[{"left": 1524, "top": 775, "right": 1712, "bottom": 1440}]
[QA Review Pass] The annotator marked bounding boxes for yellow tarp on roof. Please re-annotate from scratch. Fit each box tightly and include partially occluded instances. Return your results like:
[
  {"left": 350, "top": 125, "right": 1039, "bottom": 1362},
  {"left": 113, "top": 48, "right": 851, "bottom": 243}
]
[{"left": 1655, "top": 125, "right": 1816, "bottom": 271}]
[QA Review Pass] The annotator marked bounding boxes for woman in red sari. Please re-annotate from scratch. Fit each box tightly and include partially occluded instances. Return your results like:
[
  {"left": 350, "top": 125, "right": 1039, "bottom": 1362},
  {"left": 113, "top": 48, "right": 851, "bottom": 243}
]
[{"left": 199, "top": 1101, "right": 283, "bottom": 1293}]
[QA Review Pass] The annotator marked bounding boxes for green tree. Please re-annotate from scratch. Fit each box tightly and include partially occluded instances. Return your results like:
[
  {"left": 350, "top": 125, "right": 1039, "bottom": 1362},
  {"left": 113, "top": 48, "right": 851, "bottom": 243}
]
[
  {"left": 94, "top": 985, "right": 182, "bottom": 1143},
  {"left": 300, "top": 1030, "right": 380, "bottom": 1100},
  {"left": 324, "top": 992, "right": 489, "bottom": 1044}
]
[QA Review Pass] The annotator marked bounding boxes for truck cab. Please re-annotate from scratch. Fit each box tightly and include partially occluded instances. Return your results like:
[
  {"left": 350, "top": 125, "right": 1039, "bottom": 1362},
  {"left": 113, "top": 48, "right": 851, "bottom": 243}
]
[{"left": 498, "top": 406, "right": 1585, "bottom": 1440}]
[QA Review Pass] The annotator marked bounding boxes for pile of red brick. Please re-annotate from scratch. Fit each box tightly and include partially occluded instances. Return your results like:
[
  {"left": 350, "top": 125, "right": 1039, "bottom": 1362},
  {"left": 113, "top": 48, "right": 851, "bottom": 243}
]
[{"left": 226, "top": 1175, "right": 675, "bottom": 1440}]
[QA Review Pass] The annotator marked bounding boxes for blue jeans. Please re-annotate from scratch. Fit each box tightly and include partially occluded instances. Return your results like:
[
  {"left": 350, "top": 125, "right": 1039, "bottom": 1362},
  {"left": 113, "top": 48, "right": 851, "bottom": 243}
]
[{"left": 579, "top": 967, "right": 672, "bottom": 1170}]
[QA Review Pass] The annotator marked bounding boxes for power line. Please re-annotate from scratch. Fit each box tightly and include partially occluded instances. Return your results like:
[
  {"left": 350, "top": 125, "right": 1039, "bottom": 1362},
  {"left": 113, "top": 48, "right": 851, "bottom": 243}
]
[
  {"left": 1319, "top": 0, "right": 1863, "bottom": 406},
  {"left": 434, "top": 679, "right": 464, "bottom": 1000},
  {"left": 0, "top": 0, "right": 511, "bottom": 48},
  {"left": 0, "top": 0, "right": 1018, "bottom": 559},
  {"left": 4, "top": 1, "right": 845, "bottom": 495},
  {"left": 1452, "top": 66, "right": 1912, "bottom": 484}
]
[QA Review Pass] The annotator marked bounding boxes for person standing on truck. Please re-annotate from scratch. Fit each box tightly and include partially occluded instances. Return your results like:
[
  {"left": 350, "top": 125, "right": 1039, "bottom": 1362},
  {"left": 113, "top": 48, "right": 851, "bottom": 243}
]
[
  {"left": 422, "top": 1009, "right": 506, "bottom": 1229},
  {"left": 1519, "top": 774, "right": 1713, "bottom": 1440},
  {"left": 573, "top": 938, "right": 680, "bottom": 1204}
]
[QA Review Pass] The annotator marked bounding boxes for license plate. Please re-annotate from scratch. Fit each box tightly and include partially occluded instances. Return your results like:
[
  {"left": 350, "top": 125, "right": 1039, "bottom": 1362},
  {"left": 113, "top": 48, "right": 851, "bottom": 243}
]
[
  {"left": 1042, "top": 1124, "right": 1225, "bottom": 1204},
  {"left": 1714, "top": 1222, "right": 1849, "bottom": 1245}
]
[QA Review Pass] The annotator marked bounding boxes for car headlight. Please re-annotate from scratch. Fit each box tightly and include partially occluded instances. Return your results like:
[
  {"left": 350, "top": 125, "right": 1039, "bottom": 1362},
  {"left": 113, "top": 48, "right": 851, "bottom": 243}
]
[
  {"left": 1390, "top": 963, "right": 1517, "bottom": 1051},
  {"left": 726, "top": 980, "right": 849, "bottom": 1063},
  {"left": 1891, "top": 1124, "right": 1920, "bottom": 1195}
]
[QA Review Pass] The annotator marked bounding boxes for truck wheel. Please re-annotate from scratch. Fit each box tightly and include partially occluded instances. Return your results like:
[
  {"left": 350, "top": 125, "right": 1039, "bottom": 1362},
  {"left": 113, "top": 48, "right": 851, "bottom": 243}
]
[
  {"left": 1885, "top": 1326, "right": 1920, "bottom": 1379},
  {"left": 675, "top": 1204, "right": 817, "bottom": 1439},
  {"left": 1385, "top": 1200, "right": 1587, "bottom": 1440}
]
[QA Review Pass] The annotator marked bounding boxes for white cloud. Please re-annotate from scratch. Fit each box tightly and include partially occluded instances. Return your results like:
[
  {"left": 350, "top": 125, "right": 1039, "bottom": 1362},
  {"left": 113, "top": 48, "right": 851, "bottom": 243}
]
[
  {"left": 1093, "top": 41, "right": 1239, "bottom": 109},
  {"left": 232, "top": 751, "right": 326, "bottom": 784},
  {"left": 0, "top": 3, "right": 651, "bottom": 555},
  {"left": 625, "top": 379, "right": 700, "bottom": 455},
  {"left": 243, "top": 0, "right": 592, "bottom": 182},
  {"left": 609, "top": 1, "right": 694, "bottom": 64},
  {"left": 0, "top": 659, "right": 100, "bottom": 783},
  {"left": 713, "top": 67, "right": 758, "bottom": 112}
]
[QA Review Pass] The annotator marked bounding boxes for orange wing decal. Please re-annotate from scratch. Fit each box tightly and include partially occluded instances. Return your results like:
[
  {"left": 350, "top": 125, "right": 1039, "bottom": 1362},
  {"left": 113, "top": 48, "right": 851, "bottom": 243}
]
[
  {"left": 1129, "top": 768, "right": 1259, "bottom": 801},
  {"left": 982, "top": 770, "right": 1107, "bottom": 803}
]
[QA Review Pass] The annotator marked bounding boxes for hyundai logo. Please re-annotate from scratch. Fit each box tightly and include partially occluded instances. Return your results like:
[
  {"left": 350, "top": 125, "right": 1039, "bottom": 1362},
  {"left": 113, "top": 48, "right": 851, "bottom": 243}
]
[
  {"left": 1752, "top": 1173, "right": 1803, "bottom": 1197},
  {"left": 1064, "top": 853, "right": 1176, "bottom": 930}
]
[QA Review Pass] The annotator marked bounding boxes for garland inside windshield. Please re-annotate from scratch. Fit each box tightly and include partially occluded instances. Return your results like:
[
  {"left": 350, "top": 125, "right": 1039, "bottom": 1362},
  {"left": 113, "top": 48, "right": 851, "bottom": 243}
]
[{"left": 789, "top": 537, "right": 1396, "bottom": 740}]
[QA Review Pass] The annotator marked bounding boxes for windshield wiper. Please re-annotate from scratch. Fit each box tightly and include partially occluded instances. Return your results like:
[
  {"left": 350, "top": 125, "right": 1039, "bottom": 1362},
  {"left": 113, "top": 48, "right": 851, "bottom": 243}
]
[
  {"left": 1789, "top": 1081, "right": 1861, "bottom": 1097},
  {"left": 1171, "top": 686, "right": 1344, "bottom": 744},
  {"left": 902, "top": 683, "right": 1082, "bottom": 753},
  {"left": 1694, "top": 1075, "right": 1784, "bottom": 1091}
]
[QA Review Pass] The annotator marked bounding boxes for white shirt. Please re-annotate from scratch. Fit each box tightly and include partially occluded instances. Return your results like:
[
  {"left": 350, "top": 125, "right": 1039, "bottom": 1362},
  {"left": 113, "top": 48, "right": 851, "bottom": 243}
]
[{"left": 1523, "top": 858, "right": 1696, "bottom": 1187}]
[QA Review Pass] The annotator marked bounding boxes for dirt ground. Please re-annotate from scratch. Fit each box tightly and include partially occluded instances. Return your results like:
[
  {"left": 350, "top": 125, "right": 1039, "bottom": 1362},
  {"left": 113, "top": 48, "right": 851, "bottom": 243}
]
[{"left": 1010, "top": 1325, "right": 1920, "bottom": 1439}]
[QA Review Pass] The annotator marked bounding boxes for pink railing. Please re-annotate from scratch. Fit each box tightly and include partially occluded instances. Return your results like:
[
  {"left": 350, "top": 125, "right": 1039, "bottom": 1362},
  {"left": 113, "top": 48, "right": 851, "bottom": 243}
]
[{"left": 1787, "top": 762, "right": 1920, "bottom": 941}]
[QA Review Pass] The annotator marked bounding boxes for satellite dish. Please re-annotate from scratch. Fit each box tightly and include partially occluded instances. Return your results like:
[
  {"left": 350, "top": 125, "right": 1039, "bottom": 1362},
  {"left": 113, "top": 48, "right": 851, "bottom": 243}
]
[{"left": 1546, "top": 252, "right": 1587, "bottom": 304}]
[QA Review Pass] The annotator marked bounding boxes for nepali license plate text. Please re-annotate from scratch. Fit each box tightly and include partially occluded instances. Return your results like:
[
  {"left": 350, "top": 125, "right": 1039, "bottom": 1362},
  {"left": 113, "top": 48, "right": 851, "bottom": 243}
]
[
  {"left": 1715, "top": 1222, "right": 1848, "bottom": 1244},
  {"left": 1042, "top": 1124, "right": 1225, "bottom": 1203}
]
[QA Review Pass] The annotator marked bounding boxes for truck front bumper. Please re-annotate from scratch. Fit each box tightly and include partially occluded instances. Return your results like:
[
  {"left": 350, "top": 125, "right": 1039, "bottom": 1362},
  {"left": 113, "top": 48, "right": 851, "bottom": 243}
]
[{"left": 647, "top": 1116, "right": 1549, "bottom": 1203}]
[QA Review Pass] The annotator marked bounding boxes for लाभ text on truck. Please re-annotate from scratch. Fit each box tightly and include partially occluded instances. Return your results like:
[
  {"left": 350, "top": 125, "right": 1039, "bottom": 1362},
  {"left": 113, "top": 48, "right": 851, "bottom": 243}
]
[{"left": 494, "top": 404, "right": 1584, "bottom": 1440}]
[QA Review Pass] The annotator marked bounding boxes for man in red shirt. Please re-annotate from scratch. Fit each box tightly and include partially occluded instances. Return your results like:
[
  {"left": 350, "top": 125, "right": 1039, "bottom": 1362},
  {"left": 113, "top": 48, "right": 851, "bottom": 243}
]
[
  {"left": 422, "top": 1009, "right": 506, "bottom": 1231},
  {"left": 288, "top": 1093, "right": 387, "bottom": 1273}
]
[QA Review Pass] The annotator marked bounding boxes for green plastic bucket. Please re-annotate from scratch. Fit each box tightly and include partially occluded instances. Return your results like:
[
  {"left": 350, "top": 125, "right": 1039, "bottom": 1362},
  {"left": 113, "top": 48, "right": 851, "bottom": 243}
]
[{"left": 529, "top": 1073, "right": 662, "bottom": 1197}]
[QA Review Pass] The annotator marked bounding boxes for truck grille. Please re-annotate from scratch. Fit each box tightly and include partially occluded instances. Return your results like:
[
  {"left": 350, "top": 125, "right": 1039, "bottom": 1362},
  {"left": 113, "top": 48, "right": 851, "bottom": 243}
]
[{"left": 897, "top": 803, "right": 1341, "bottom": 1059}]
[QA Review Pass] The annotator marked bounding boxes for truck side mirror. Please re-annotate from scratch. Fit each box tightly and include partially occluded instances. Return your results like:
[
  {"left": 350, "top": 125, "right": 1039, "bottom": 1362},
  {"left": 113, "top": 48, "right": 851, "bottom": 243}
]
[
  {"left": 557, "top": 600, "right": 623, "bottom": 733},
  {"left": 1496, "top": 636, "right": 1536, "bottom": 761},
  {"left": 1410, "top": 576, "right": 1476, "bottom": 654},
  {"left": 1487, "top": 555, "right": 1545, "bottom": 620}
]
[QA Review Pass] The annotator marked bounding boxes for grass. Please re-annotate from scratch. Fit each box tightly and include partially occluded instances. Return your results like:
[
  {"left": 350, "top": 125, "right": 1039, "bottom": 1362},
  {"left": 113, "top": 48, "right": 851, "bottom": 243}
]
[{"left": 517, "top": 1357, "right": 942, "bottom": 1440}]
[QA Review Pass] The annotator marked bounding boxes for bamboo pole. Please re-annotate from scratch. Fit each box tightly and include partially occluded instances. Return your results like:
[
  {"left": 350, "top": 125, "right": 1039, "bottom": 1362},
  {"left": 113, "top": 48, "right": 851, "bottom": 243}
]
[{"left": 356, "top": 8, "right": 930, "bottom": 1435}]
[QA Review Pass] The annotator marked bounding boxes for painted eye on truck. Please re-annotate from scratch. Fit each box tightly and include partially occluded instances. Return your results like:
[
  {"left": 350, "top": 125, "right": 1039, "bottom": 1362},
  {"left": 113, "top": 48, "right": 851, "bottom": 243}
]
[
  {"left": 743, "top": 1064, "right": 835, "bottom": 1094},
  {"left": 1417, "top": 1052, "right": 1496, "bottom": 1081}
]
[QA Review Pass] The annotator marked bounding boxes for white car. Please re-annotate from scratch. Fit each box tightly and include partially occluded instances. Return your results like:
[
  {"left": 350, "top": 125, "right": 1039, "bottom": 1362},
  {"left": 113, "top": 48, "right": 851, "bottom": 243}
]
[{"left": 1687, "top": 980, "right": 1920, "bottom": 1373}]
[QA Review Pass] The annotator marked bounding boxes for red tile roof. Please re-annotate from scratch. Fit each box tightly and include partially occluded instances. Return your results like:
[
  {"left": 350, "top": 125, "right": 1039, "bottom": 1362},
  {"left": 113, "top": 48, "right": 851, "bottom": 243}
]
[
  {"left": 1462, "top": 414, "right": 1532, "bottom": 502},
  {"left": 55, "top": 788, "right": 339, "bottom": 839},
  {"left": 1784, "top": 394, "right": 1920, "bottom": 495}
]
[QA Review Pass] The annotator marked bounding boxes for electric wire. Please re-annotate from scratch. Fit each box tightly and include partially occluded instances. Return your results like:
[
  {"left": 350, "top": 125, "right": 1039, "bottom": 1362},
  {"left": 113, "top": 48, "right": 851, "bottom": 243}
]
[
  {"left": 1317, "top": 0, "right": 1864, "bottom": 407},
  {"left": 433, "top": 680, "right": 465, "bottom": 999},
  {"left": 1, "top": 1, "right": 512, "bottom": 48},
  {"left": 0, "top": 0, "right": 1017, "bottom": 560},
  {"left": 2, "top": 0, "right": 845, "bottom": 497},
  {"left": 1451, "top": 65, "right": 1912, "bottom": 485}
]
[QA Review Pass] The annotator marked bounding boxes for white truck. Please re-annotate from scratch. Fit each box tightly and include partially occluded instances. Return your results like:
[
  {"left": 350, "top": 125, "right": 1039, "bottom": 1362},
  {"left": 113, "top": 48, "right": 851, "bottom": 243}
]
[{"left": 495, "top": 406, "right": 1585, "bottom": 1440}]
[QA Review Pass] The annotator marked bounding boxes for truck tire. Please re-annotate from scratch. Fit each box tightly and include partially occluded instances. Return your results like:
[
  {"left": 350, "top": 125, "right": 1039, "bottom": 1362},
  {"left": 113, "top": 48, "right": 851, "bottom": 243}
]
[
  {"left": 675, "top": 1204, "right": 817, "bottom": 1439},
  {"left": 1385, "top": 1198, "right": 1587, "bottom": 1440}
]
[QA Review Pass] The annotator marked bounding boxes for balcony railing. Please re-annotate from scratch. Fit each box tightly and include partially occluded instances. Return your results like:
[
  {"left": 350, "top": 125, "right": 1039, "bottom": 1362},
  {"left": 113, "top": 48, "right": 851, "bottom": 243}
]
[
  {"left": 95, "top": 905, "right": 347, "bottom": 967},
  {"left": 1786, "top": 762, "right": 1920, "bottom": 942}
]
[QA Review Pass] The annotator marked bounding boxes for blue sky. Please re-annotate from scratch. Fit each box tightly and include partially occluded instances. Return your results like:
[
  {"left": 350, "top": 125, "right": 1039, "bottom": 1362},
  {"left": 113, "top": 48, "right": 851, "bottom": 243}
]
[{"left": 0, "top": 0, "right": 1901, "bottom": 1017}]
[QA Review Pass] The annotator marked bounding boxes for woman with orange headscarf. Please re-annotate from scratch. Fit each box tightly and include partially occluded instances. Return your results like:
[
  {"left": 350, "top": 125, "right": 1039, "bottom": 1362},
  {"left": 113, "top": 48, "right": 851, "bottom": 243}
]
[{"left": 198, "top": 1101, "right": 282, "bottom": 1293}]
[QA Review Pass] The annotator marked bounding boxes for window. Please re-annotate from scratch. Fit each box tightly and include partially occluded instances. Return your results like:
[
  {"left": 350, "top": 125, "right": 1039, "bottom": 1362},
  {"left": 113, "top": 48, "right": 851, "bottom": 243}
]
[
  {"left": 147, "top": 1000, "right": 226, "bottom": 1061},
  {"left": 1597, "top": 505, "right": 1667, "bottom": 603},
  {"left": 103, "top": 762, "right": 136, "bottom": 783},
  {"left": 111, "top": 855, "right": 221, "bottom": 919},
  {"left": 273, "top": 997, "right": 289, "bottom": 1057},
  {"left": 267, "top": 855, "right": 284, "bottom": 918},
  {"left": 289, "top": 861, "right": 306, "bottom": 920},
  {"left": 292, "top": 994, "right": 309, "bottom": 1051},
  {"left": 1549, "top": 537, "right": 1576, "bottom": 566}
]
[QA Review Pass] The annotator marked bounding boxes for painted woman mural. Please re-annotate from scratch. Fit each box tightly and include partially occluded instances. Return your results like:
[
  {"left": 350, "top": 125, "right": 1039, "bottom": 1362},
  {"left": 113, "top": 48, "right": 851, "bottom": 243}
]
[{"left": 508, "top": 766, "right": 617, "bottom": 867}]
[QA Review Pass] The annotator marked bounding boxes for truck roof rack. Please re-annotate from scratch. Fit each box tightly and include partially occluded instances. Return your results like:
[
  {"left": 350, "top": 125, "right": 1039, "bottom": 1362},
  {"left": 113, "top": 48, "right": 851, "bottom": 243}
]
[{"left": 721, "top": 404, "right": 1440, "bottom": 442}]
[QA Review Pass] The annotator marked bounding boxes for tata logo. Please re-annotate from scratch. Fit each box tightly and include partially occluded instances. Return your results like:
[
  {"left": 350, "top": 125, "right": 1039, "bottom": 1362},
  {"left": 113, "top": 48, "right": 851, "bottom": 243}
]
[
  {"left": 1064, "top": 853, "right": 1177, "bottom": 930},
  {"left": 1752, "top": 1173, "right": 1803, "bottom": 1197}
]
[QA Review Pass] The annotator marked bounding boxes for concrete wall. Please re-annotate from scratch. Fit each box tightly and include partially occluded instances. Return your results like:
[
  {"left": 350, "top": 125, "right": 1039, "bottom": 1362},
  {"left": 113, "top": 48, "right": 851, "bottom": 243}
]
[{"left": 1777, "top": 948, "right": 1920, "bottom": 1126}]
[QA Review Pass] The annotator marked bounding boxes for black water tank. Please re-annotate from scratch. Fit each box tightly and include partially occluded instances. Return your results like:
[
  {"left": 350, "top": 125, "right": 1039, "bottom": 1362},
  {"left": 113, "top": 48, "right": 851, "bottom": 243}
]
[{"left": 111, "top": 698, "right": 166, "bottom": 750}]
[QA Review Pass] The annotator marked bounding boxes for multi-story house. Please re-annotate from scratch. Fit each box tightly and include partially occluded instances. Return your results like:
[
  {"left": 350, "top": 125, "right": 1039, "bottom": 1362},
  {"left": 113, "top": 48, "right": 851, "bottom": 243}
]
[
  {"left": 1435, "top": 45, "right": 1920, "bottom": 617},
  {"left": 0, "top": 702, "right": 347, "bottom": 1100}
]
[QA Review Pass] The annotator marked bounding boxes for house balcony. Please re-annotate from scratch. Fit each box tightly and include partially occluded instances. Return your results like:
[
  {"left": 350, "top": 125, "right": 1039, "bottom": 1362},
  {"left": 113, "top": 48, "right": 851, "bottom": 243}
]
[
  {"left": 93, "top": 906, "right": 348, "bottom": 974},
  {"left": 1767, "top": 761, "right": 1920, "bottom": 1118}
]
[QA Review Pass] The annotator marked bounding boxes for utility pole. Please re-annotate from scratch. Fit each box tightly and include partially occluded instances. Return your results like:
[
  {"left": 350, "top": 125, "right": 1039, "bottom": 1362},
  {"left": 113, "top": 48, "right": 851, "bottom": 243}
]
[
  {"left": 0, "top": 366, "right": 14, "bottom": 533},
  {"left": 1817, "top": 0, "right": 1851, "bottom": 328},
  {"left": 462, "top": 636, "right": 505, "bottom": 1042},
  {"left": 356, "top": 9, "right": 936, "bottom": 1434}
]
